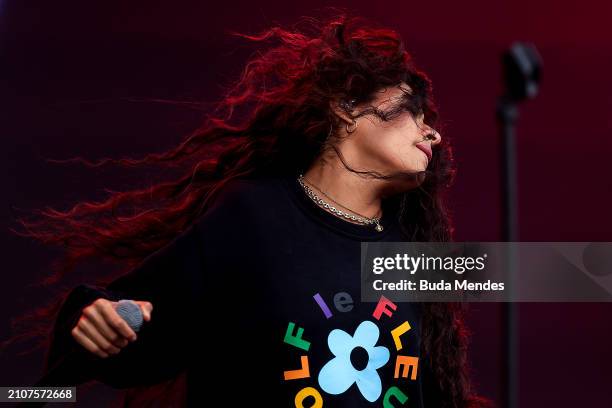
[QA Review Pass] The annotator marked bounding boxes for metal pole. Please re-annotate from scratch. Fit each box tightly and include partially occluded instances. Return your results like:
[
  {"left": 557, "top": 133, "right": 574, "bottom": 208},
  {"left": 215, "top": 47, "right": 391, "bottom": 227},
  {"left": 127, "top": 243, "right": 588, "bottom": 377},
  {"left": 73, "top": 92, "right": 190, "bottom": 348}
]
[{"left": 497, "top": 98, "right": 519, "bottom": 408}]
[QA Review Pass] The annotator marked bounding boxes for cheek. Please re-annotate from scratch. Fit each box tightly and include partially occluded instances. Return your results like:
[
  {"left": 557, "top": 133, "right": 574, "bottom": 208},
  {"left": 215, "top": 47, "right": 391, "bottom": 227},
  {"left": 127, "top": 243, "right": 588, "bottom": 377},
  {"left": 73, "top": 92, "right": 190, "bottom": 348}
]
[
  {"left": 355, "top": 124, "right": 427, "bottom": 170},
  {"left": 363, "top": 124, "right": 419, "bottom": 157},
  {"left": 386, "top": 135, "right": 423, "bottom": 166}
]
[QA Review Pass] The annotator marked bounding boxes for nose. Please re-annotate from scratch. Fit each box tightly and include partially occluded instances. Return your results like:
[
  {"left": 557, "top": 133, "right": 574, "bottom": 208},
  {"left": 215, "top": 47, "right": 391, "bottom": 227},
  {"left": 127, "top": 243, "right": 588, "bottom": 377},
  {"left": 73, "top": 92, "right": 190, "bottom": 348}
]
[
  {"left": 421, "top": 123, "right": 442, "bottom": 146},
  {"left": 415, "top": 113, "right": 442, "bottom": 145}
]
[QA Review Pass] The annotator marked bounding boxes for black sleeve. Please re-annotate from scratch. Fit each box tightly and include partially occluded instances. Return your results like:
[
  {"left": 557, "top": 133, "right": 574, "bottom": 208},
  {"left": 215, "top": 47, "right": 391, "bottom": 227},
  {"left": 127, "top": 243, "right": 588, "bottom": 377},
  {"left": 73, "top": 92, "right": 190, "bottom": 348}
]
[{"left": 43, "top": 220, "right": 206, "bottom": 389}]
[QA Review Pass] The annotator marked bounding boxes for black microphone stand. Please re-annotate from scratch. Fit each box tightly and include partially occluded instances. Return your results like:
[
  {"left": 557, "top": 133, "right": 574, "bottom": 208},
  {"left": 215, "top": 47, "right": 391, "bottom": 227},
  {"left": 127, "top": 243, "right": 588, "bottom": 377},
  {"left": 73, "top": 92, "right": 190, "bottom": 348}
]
[{"left": 497, "top": 42, "right": 542, "bottom": 408}]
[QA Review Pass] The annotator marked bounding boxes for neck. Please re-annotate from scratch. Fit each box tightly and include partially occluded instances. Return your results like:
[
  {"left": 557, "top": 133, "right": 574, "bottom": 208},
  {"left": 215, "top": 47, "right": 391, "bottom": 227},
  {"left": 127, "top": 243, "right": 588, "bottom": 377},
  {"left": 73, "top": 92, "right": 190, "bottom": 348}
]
[{"left": 303, "top": 156, "right": 386, "bottom": 220}]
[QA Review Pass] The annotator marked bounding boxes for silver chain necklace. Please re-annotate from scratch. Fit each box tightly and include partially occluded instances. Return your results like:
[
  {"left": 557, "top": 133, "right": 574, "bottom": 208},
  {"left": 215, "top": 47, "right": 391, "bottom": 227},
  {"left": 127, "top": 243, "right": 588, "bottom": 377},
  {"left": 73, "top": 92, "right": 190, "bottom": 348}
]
[{"left": 297, "top": 174, "right": 384, "bottom": 232}]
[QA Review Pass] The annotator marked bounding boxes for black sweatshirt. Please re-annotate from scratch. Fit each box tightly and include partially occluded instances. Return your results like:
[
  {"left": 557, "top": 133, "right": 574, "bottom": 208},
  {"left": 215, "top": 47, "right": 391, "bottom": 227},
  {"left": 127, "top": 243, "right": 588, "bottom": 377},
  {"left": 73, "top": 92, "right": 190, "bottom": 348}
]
[{"left": 45, "top": 174, "right": 438, "bottom": 407}]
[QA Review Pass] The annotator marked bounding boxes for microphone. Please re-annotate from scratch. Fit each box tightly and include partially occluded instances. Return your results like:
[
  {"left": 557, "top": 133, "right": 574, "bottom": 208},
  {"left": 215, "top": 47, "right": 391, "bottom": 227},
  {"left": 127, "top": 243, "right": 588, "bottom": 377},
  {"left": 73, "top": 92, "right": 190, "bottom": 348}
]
[
  {"left": 18, "top": 300, "right": 144, "bottom": 407},
  {"left": 114, "top": 299, "right": 144, "bottom": 333}
]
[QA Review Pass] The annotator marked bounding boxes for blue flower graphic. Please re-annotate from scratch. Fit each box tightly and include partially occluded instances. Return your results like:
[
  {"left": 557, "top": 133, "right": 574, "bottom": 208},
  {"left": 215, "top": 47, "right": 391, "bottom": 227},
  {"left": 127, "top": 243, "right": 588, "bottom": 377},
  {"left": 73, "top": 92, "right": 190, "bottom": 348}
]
[{"left": 317, "top": 320, "right": 390, "bottom": 402}]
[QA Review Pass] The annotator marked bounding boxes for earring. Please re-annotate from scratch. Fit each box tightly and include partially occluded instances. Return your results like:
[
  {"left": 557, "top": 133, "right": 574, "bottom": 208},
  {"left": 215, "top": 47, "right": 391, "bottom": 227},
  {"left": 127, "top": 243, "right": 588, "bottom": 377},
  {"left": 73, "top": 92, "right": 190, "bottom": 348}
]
[
  {"left": 346, "top": 120, "right": 357, "bottom": 133},
  {"left": 338, "top": 98, "right": 358, "bottom": 133}
]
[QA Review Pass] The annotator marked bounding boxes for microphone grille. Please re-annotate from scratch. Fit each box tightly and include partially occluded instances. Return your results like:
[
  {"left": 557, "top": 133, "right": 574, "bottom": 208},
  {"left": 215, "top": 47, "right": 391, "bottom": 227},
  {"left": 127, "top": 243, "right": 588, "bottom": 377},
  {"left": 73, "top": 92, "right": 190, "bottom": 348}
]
[{"left": 114, "top": 299, "right": 144, "bottom": 333}]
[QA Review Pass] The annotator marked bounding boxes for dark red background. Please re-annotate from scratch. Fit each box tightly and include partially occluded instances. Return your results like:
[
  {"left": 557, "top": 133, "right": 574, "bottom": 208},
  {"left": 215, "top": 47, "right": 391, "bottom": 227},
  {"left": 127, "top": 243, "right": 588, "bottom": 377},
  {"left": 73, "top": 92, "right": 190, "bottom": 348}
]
[{"left": 2, "top": 1, "right": 611, "bottom": 406}]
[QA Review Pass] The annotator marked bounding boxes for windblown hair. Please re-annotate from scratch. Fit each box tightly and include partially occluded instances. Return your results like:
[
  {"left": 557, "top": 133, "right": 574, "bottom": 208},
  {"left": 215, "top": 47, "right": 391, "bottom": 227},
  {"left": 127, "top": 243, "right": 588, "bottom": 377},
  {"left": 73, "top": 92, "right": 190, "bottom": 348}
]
[{"left": 7, "top": 10, "right": 488, "bottom": 408}]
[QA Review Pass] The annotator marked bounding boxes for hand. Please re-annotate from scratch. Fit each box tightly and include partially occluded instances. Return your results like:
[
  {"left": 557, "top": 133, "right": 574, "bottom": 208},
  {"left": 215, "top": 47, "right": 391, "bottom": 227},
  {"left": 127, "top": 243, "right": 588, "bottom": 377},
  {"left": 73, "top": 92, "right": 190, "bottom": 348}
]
[{"left": 71, "top": 298, "right": 153, "bottom": 358}]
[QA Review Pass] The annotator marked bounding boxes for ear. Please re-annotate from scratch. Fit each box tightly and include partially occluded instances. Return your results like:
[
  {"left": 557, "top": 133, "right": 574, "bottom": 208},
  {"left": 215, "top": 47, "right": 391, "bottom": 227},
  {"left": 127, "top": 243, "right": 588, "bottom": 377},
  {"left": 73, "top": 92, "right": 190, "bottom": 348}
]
[{"left": 329, "top": 98, "right": 356, "bottom": 125}]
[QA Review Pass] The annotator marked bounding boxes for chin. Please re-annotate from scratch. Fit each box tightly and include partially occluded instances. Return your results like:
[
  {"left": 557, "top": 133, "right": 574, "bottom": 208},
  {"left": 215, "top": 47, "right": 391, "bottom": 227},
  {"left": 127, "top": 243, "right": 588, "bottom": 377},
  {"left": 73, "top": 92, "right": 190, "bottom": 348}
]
[
  {"left": 402, "top": 165, "right": 428, "bottom": 175},
  {"left": 381, "top": 170, "right": 425, "bottom": 195}
]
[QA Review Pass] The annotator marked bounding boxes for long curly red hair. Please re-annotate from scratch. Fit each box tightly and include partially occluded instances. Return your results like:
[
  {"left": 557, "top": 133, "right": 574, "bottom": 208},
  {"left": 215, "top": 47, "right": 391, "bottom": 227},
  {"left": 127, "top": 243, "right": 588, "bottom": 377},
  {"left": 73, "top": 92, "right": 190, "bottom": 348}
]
[{"left": 5, "top": 9, "right": 489, "bottom": 408}]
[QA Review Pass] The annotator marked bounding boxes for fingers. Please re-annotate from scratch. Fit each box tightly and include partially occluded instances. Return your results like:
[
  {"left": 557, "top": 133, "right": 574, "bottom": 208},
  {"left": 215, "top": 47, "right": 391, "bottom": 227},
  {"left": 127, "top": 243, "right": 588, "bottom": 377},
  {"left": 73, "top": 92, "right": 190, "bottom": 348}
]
[
  {"left": 78, "top": 317, "right": 122, "bottom": 355},
  {"left": 71, "top": 298, "right": 133, "bottom": 358},
  {"left": 84, "top": 300, "right": 129, "bottom": 348},
  {"left": 97, "top": 301, "right": 137, "bottom": 342},
  {"left": 71, "top": 326, "right": 109, "bottom": 358},
  {"left": 134, "top": 301, "right": 153, "bottom": 322},
  {"left": 70, "top": 297, "right": 153, "bottom": 359}
]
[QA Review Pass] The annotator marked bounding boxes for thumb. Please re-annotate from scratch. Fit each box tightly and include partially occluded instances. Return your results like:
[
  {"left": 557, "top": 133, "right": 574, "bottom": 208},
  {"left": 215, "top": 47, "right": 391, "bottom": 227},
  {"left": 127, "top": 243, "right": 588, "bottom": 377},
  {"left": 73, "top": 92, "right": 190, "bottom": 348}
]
[{"left": 134, "top": 301, "right": 153, "bottom": 322}]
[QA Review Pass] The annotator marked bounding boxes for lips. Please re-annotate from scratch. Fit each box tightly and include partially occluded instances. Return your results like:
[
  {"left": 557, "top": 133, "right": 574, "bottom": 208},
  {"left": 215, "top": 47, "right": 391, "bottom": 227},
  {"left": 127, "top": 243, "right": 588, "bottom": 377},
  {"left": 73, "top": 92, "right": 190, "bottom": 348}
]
[{"left": 416, "top": 142, "right": 432, "bottom": 161}]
